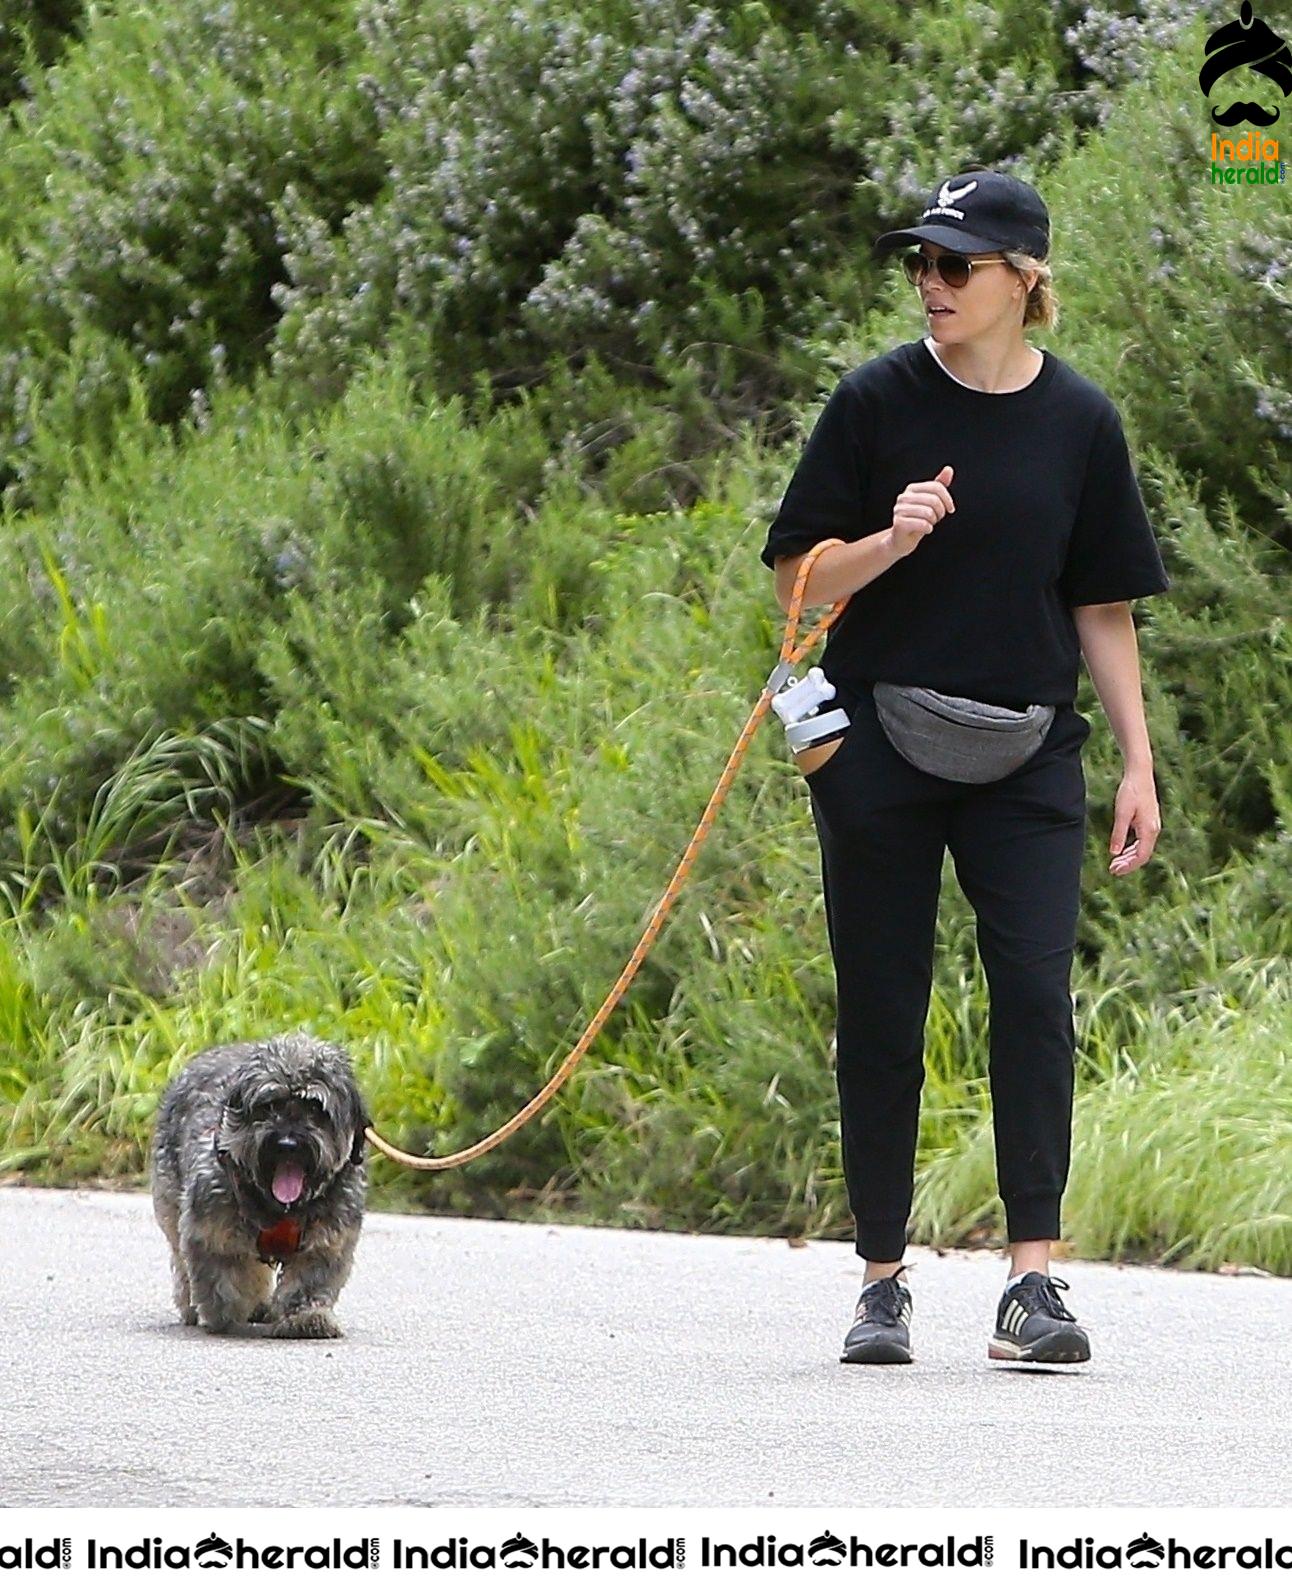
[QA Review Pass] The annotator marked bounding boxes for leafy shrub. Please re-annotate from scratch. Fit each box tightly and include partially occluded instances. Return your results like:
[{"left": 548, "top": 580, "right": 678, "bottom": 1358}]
[
  {"left": 0, "top": 0, "right": 85, "bottom": 107},
  {"left": 0, "top": 0, "right": 383, "bottom": 511},
  {"left": 270, "top": 0, "right": 914, "bottom": 401}
]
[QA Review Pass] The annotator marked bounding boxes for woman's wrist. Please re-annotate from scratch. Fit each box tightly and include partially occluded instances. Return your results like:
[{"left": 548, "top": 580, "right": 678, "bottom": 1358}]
[{"left": 1123, "top": 752, "right": 1155, "bottom": 777}]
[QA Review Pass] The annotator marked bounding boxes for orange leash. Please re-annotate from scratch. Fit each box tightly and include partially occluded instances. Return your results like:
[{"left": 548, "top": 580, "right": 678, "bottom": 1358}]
[{"left": 366, "top": 539, "right": 849, "bottom": 1170}]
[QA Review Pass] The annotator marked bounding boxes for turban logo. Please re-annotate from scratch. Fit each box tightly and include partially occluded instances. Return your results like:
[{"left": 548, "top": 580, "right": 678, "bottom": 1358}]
[
  {"left": 1126, "top": 1532, "right": 1167, "bottom": 1568},
  {"left": 1199, "top": 2, "right": 1292, "bottom": 127}
]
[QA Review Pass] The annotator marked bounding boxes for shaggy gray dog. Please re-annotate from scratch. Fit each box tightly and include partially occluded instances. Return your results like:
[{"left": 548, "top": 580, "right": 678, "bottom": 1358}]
[{"left": 151, "top": 1031, "right": 370, "bottom": 1338}]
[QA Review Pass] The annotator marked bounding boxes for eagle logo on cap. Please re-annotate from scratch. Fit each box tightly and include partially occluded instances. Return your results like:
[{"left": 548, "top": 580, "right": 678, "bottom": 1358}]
[{"left": 937, "top": 178, "right": 978, "bottom": 207}]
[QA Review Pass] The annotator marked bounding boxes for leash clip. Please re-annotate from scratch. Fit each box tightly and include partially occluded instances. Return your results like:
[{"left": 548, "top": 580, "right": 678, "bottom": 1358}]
[{"left": 765, "top": 659, "right": 795, "bottom": 696}]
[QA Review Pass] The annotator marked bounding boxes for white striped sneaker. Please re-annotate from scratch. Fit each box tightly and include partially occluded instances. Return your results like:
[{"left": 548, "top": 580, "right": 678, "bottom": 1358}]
[
  {"left": 841, "top": 1264, "right": 914, "bottom": 1364},
  {"left": 989, "top": 1272, "right": 1090, "bottom": 1364}
]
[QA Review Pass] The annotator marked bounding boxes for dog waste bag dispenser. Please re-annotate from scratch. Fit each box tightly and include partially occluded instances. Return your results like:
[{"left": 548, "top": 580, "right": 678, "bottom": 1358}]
[{"left": 770, "top": 665, "right": 850, "bottom": 756}]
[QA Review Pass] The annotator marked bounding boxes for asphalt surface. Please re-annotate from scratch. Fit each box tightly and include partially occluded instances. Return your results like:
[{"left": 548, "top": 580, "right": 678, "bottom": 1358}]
[{"left": 1, "top": 1187, "right": 1287, "bottom": 1508}]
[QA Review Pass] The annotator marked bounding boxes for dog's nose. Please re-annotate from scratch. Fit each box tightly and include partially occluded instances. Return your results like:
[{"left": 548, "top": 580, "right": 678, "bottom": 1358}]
[{"left": 274, "top": 1134, "right": 303, "bottom": 1155}]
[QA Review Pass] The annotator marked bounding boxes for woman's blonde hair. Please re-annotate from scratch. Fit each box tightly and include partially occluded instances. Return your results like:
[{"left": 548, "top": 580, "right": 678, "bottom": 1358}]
[{"left": 1003, "top": 250, "right": 1060, "bottom": 332}]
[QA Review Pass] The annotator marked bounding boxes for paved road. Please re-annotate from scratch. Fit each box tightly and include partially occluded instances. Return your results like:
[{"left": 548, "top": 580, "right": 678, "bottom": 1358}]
[{"left": 1, "top": 1187, "right": 1286, "bottom": 1508}]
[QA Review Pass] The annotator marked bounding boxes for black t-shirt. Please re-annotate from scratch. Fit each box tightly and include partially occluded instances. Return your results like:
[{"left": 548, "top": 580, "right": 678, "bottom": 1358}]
[{"left": 759, "top": 338, "right": 1171, "bottom": 705}]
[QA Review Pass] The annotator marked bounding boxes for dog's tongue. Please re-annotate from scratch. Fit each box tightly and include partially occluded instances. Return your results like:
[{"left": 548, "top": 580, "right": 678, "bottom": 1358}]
[{"left": 272, "top": 1161, "right": 306, "bottom": 1206}]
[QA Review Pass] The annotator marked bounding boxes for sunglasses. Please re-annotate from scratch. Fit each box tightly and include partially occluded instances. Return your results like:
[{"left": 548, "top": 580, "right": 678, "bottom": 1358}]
[{"left": 901, "top": 250, "right": 1009, "bottom": 290}]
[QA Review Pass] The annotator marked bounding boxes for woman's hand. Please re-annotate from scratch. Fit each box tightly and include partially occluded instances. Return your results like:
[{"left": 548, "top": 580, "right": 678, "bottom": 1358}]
[
  {"left": 1109, "top": 766, "right": 1161, "bottom": 875},
  {"left": 888, "top": 465, "right": 955, "bottom": 558}
]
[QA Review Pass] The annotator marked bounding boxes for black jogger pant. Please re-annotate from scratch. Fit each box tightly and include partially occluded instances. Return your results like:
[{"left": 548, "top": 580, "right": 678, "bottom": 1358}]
[{"left": 805, "top": 678, "right": 1093, "bottom": 1262}]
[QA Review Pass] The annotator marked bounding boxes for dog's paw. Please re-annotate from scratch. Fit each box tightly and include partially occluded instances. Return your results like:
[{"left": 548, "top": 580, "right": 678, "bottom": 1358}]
[
  {"left": 247, "top": 1302, "right": 273, "bottom": 1325},
  {"left": 270, "top": 1305, "right": 343, "bottom": 1340},
  {"left": 180, "top": 1306, "right": 199, "bottom": 1327}
]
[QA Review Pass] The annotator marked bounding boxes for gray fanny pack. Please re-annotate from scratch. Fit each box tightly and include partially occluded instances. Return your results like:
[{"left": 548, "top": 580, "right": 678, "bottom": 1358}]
[{"left": 872, "top": 683, "right": 1055, "bottom": 784}]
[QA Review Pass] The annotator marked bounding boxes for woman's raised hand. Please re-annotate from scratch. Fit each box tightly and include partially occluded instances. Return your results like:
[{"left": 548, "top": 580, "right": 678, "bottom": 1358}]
[{"left": 888, "top": 465, "right": 955, "bottom": 557}]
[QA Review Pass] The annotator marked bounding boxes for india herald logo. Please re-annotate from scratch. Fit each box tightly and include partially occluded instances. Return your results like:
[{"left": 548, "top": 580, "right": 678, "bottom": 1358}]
[
  {"left": 922, "top": 178, "right": 978, "bottom": 222},
  {"left": 1200, "top": 2, "right": 1292, "bottom": 127}
]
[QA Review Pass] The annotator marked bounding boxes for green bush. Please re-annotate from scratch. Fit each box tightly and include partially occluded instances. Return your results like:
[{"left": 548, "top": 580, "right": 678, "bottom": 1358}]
[
  {"left": 0, "top": 0, "right": 85, "bottom": 107},
  {"left": 0, "top": 0, "right": 383, "bottom": 512},
  {"left": 269, "top": 0, "right": 915, "bottom": 402}
]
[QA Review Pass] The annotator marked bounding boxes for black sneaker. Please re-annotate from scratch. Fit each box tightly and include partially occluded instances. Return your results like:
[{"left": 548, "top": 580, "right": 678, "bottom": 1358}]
[
  {"left": 841, "top": 1265, "right": 913, "bottom": 1364},
  {"left": 988, "top": 1271, "right": 1090, "bottom": 1364}
]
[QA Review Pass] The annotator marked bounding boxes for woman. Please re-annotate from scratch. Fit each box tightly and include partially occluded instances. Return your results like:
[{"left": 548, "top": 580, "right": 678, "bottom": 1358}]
[{"left": 759, "top": 167, "right": 1170, "bottom": 1366}]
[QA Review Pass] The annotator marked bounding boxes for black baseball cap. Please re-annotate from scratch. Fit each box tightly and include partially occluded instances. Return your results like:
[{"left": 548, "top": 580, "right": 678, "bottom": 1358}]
[{"left": 872, "top": 170, "right": 1050, "bottom": 260}]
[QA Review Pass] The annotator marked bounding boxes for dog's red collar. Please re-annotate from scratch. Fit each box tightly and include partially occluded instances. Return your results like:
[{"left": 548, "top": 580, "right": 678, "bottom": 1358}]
[{"left": 256, "top": 1217, "right": 303, "bottom": 1263}]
